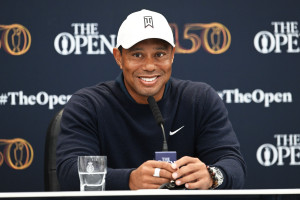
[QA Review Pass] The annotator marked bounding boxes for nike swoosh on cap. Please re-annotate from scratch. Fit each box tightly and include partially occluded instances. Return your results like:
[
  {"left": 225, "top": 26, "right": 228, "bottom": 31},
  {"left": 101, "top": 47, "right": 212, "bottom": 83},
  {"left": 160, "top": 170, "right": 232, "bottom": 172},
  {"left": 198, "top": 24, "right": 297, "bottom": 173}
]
[{"left": 169, "top": 126, "right": 184, "bottom": 136}]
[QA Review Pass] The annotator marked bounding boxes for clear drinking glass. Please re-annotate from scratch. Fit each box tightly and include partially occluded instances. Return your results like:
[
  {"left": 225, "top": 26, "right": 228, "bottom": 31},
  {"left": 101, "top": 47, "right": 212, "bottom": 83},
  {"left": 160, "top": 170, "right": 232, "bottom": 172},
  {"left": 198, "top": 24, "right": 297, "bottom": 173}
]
[{"left": 78, "top": 156, "right": 107, "bottom": 191}]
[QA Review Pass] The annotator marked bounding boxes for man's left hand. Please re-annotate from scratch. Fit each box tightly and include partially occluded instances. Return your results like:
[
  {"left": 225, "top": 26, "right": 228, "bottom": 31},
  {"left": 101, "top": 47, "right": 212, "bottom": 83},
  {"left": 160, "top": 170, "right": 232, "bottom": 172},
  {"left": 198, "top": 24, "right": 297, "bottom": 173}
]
[{"left": 171, "top": 156, "right": 213, "bottom": 189}]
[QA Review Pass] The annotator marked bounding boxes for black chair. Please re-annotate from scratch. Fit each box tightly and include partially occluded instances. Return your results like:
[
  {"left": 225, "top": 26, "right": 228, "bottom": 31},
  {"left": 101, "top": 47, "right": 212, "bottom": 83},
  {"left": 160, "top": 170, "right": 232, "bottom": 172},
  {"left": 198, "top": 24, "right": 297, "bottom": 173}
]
[{"left": 44, "top": 109, "right": 63, "bottom": 191}]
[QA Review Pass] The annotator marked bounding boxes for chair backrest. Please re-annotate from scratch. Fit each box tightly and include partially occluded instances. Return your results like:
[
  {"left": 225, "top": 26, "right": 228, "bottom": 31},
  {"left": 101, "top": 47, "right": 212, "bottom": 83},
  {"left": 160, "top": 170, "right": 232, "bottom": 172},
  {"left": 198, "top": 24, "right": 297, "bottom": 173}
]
[{"left": 44, "top": 109, "right": 63, "bottom": 191}]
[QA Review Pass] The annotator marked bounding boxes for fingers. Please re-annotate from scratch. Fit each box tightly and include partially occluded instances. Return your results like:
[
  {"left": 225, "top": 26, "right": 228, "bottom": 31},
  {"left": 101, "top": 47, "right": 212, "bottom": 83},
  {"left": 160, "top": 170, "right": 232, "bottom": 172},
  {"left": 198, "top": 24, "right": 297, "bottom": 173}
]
[
  {"left": 155, "top": 162, "right": 176, "bottom": 179},
  {"left": 153, "top": 168, "right": 173, "bottom": 180},
  {"left": 129, "top": 160, "right": 175, "bottom": 190},
  {"left": 152, "top": 176, "right": 172, "bottom": 186},
  {"left": 171, "top": 156, "right": 200, "bottom": 170},
  {"left": 172, "top": 157, "right": 205, "bottom": 179},
  {"left": 129, "top": 158, "right": 213, "bottom": 190},
  {"left": 141, "top": 171, "right": 173, "bottom": 185},
  {"left": 154, "top": 160, "right": 177, "bottom": 174},
  {"left": 186, "top": 178, "right": 212, "bottom": 190},
  {"left": 141, "top": 160, "right": 175, "bottom": 178},
  {"left": 170, "top": 156, "right": 212, "bottom": 189},
  {"left": 174, "top": 168, "right": 211, "bottom": 189},
  {"left": 141, "top": 160, "right": 175, "bottom": 179},
  {"left": 172, "top": 162, "right": 200, "bottom": 179}
]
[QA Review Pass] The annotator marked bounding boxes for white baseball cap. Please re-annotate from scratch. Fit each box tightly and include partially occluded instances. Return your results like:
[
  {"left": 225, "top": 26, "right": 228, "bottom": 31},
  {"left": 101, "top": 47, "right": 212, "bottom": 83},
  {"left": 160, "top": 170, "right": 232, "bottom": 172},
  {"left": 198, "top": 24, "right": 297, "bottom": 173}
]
[{"left": 116, "top": 9, "right": 175, "bottom": 49}]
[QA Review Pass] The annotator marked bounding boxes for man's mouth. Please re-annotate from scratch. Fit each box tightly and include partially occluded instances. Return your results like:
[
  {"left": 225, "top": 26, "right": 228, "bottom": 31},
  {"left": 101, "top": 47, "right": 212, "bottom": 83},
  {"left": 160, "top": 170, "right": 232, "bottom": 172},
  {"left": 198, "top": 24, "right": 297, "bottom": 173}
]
[{"left": 139, "top": 76, "right": 158, "bottom": 82}]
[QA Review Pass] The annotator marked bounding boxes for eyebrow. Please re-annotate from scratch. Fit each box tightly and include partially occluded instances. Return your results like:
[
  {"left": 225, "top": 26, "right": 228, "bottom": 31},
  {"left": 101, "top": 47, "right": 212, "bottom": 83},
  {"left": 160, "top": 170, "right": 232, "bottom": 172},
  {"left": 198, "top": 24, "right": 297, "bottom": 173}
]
[
  {"left": 155, "top": 46, "right": 169, "bottom": 50},
  {"left": 128, "top": 46, "right": 169, "bottom": 52},
  {"left": 127, "top": 47, "right": 143, "bottom": 52}
]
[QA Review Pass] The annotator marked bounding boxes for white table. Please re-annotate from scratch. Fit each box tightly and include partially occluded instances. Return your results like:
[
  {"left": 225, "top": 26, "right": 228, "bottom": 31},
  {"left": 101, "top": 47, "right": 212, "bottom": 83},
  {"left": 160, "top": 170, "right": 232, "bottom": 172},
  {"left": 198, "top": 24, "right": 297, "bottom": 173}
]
[{"left": 0, "top": 189, "right": 300, "bottom": 199}]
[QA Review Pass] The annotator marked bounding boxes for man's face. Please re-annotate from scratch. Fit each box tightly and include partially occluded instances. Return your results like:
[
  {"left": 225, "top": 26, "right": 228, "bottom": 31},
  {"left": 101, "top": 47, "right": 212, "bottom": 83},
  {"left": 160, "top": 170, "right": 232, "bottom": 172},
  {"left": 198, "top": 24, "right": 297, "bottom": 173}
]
[{"left": 113, "top": 39, "right": 175, "bottom": 104}]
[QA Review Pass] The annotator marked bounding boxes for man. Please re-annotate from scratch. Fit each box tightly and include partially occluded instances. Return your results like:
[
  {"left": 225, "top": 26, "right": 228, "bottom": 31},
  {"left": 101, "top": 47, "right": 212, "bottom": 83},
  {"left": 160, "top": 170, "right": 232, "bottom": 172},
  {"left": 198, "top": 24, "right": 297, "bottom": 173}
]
[{"left": 56, "top": 9, "right": 246, "bottom": 190}]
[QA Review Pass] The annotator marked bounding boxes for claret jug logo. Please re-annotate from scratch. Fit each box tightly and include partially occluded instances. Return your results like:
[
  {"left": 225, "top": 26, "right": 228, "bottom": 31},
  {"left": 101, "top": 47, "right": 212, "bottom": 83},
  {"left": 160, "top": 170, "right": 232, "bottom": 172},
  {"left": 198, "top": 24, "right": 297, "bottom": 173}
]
[
  {"left": 170, "top": 23, "right": 231, "bottom": 54},
  {"left": 254, "top": 21, "right": 300, "bottom": 54},
  {"left": 257, "top": 134, "right": 300, "bottom": 167},
  {"left": 0, "top": 138, "right": 34, "bottom": 170},
  {"left": 0, "top": 24, "right": 31, "bottom": 55},
  {"left": 54, "top": 23, "right": 116, "bottom": 55}
]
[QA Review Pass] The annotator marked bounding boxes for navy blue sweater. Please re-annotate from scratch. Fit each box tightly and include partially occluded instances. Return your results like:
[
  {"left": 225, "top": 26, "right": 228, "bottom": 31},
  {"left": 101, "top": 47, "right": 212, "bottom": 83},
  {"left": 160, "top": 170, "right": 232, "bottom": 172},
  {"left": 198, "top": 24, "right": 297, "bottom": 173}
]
[{"left": 56, "top": 74, "right": 246, "bottom": 190}]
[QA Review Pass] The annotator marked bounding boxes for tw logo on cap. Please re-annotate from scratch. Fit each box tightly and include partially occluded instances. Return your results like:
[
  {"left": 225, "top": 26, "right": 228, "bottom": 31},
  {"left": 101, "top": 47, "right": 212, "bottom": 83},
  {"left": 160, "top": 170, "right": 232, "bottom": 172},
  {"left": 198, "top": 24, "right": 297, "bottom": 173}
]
[{"left": 144, "top": 16, "right": 154, "bottom": 28}]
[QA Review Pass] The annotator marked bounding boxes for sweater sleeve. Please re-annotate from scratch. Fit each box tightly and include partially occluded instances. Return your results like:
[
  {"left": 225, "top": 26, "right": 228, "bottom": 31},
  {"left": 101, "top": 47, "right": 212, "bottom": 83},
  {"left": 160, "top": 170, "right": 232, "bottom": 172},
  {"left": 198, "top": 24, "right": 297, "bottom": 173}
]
[
  {"left": 195, "top": 85, "right": 247, "bottom": 189},
  {"left": 56, "top": 93, "right": 134, "bottom": 190}
]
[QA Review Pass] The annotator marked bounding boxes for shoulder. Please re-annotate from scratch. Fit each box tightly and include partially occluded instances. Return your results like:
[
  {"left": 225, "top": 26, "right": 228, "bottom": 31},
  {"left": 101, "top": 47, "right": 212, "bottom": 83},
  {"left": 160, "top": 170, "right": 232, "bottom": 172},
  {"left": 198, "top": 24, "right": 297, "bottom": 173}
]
[
  {"left": 66, "top": 80, "right": 119, "bottom": 108},
  {"left": 169, "top": 77, "right": 217, "bottom": 98},
  {"left": 168, "top": 77, "right": 224, "bottom": 109},
  {"left": 62, "top": 80, "right": 121, "bottom": 122},
  {"left": 76, "top": 80, "right": 116, "bottom": 95},
  {"left": 74, "top": 80, "right": 117, "bottom": 99}
]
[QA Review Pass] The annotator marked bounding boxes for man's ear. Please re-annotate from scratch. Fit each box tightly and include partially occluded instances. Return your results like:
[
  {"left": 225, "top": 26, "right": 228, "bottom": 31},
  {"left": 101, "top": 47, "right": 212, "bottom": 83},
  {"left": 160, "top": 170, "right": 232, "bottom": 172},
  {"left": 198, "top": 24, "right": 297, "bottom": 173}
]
[
  {"left": 113, "top": 48, "right": 123, "bottom": 69},
  {"left": 171, "top": 47, "right": 175, "bottom": 63}
]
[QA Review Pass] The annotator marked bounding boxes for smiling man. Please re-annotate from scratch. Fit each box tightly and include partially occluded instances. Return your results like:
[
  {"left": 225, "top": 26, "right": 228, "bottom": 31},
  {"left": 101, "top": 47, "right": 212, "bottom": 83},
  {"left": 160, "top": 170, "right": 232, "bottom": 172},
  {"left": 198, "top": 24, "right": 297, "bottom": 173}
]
[
  {"left": 56, "top": 9, "right": 246, "bottom": 191},
  {"left": 113, "top": 39, "right": 174, "bottom": 104}
]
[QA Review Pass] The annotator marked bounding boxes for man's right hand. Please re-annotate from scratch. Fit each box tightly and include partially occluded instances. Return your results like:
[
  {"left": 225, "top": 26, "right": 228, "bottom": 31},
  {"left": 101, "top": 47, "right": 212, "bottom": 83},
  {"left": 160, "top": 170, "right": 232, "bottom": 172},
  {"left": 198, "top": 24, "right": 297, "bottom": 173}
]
[{"left": 129, "top": 160, "right": 176, "bottom": 190}]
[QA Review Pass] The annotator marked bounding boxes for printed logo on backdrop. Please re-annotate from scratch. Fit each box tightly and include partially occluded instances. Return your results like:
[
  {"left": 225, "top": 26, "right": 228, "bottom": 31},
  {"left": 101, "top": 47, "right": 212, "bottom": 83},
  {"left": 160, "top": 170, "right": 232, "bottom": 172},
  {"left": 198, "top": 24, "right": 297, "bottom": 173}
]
[
  {"left": 0, "top": 138, "right": 34, "bottom": 170},
  {"left": 54, "top": 23, "right": 116, "bottom": 55},
  {"left": 254, "top": 21, "right": 300, "bottom": 54},
  {"left": 257, "top": 134, "right": 300, "bottom": 166},
  {"left": 0, "top": 91, "right": 71, "bottom": 110},
  {"left": 0, "top": 24, "right": 31, "bottom": 55},
  {"left": 54, "top": 22, "right": 230, "bottom": 55},
  {"left": 170, "top": 23, "right": 231, "bottom": 54},
  {"left": 218, "top": 88, "right": 293, "bottom": 107}
]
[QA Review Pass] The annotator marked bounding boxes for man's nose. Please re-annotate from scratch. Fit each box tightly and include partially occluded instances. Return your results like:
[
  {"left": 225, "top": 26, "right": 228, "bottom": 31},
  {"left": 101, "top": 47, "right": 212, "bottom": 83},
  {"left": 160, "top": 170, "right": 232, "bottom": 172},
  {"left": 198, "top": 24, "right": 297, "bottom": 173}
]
[{"left": 143, "top": 57, "right": 156, "bottom": 71}]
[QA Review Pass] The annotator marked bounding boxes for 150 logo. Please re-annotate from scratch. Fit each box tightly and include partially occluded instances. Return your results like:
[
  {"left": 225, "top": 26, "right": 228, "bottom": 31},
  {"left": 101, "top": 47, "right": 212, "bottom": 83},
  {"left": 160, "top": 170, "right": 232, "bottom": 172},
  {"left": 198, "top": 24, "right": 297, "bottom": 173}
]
[
  {"left": 0, "top": 24, "right": 31, "bottom": 55},
  {"left": 170, "top": 23, "right": 231, "bottom": 54},
  {"left": 0, "top": 138, "right": 34, "bottom": 170}
]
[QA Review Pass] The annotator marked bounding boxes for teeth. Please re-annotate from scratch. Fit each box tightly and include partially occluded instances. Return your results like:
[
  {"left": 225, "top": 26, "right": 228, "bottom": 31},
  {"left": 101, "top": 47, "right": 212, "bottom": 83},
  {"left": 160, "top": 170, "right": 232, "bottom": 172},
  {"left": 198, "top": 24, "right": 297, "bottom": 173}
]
[{"left": 140, "top": 77, "right": 157, "bottom": 82}]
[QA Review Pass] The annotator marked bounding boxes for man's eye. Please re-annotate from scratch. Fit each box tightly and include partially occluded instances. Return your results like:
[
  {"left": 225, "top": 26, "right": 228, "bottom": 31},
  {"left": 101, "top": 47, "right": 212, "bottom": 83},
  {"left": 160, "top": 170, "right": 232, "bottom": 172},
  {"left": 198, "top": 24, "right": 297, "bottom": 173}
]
[
  {"left": 133, "top": 53, "right": 142, "bottom": 58},
  {"left": 156, "top": 53, "right": 165, "bottom": 57}
]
